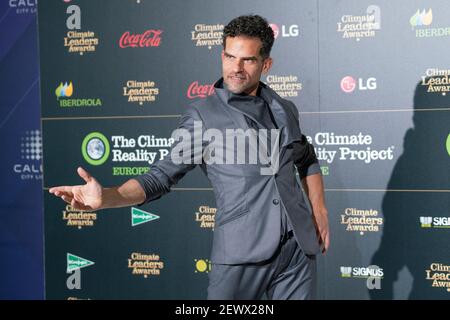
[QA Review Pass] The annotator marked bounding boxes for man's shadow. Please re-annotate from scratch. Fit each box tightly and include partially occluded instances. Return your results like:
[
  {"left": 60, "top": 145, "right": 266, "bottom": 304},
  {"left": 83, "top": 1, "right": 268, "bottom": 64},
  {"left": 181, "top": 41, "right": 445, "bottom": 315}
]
[{"left": 369, "top": 79, "right": 450, "bottom": 299}]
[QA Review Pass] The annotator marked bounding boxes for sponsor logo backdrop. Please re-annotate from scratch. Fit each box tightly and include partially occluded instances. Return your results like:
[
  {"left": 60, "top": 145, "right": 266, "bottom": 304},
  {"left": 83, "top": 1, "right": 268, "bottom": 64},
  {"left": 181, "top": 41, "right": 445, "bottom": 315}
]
[{"left": 38, "top": 0, "right": 450, "bottom": 299}]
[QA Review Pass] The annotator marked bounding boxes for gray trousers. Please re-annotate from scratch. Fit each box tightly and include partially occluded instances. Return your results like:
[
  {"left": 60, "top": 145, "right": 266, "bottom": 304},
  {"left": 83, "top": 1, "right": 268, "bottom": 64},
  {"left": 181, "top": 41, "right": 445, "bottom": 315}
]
[{"left": 207, "top": 232, "right": 317, "bottom": 300}]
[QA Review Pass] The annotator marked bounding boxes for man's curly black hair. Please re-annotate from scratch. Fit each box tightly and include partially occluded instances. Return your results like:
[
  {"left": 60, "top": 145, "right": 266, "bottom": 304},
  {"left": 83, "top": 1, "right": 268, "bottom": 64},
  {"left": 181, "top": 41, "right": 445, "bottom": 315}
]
[{"left": 222, "top": 15, "right": 275, "bottom": 59}]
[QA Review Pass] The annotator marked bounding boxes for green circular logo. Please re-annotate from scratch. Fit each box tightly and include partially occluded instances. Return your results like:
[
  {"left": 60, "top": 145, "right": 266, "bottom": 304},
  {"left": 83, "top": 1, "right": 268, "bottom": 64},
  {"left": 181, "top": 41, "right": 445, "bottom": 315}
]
[
  {"left": 446, "top": 133, "right": 450, "bottom": 157},
  {"left": 81, "top": 132, "right": 110, "bottom": 166}
]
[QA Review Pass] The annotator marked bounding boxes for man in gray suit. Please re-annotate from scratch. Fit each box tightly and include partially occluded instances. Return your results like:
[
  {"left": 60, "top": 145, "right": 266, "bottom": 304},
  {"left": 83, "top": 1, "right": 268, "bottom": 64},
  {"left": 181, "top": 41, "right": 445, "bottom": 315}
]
[{"left": 49, "top": 15, "right": 329, "bottom": 300}]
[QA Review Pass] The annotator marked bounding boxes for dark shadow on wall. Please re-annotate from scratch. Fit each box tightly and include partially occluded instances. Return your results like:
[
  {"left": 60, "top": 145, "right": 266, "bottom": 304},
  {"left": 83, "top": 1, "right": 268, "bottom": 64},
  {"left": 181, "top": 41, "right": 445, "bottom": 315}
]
[{"left": 369, "top": 79, "right": 450, "bottom": 299}]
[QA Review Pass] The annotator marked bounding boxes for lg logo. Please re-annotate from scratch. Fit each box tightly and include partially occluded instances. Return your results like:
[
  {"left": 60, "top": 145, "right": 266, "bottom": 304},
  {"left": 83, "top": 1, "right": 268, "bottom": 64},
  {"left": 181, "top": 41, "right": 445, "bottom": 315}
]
[
  {"left": 341, "top": 76, "right": 377, "bottom": 93},
  {"left": 269, "top": 23, "right": 299, "bottom": 38}
]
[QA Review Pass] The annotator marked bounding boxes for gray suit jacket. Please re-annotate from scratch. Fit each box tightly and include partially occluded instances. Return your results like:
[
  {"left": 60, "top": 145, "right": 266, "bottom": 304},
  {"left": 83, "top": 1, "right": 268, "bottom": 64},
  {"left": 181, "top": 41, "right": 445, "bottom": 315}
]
[{"left": 135, "top": 78, "right": 321, "bottom": 264}]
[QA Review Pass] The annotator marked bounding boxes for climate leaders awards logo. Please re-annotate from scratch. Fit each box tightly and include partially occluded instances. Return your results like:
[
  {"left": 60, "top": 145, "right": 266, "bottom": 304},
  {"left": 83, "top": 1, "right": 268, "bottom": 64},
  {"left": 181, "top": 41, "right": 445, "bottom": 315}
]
[{"left": 64, "top": 2, "right": 99, "bottom": 54}]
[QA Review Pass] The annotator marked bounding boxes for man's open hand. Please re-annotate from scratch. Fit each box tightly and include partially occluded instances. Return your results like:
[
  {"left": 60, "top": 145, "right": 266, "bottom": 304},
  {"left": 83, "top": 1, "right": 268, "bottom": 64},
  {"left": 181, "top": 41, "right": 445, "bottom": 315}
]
[{"left": 49, "top": 167, "right": 103, "bottom": 211}]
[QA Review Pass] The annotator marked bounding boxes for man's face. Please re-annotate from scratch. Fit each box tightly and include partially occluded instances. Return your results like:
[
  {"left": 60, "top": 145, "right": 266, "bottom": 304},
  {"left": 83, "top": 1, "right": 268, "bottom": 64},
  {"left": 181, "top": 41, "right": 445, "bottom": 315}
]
[{"left": 221, "top": 36, "right": 272, "bottom": 96}]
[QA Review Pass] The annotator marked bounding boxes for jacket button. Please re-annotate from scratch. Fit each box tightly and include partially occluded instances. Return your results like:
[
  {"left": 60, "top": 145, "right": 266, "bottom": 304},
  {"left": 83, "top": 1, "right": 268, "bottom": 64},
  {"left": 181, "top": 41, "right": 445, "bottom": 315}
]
[{"left": 272, "top": 199, "right": 280, "bottom": 205}]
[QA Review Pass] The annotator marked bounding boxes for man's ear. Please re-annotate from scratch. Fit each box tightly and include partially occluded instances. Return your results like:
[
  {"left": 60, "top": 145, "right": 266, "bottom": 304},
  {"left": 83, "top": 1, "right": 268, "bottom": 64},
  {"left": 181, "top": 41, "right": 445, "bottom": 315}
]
[{"left": 262, "top": 57, "right": 273, "bottom": 74}]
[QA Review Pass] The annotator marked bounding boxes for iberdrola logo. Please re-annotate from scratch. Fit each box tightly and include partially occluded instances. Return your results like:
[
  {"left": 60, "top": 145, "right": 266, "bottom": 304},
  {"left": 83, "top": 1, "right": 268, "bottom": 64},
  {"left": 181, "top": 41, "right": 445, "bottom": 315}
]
[
  {"left": 67, "top": 253, "right": 95, "bottom": 272},
  {"left": 410, "top": 9, "right": 433, "bottom": 28},
  {"left": 131, "top": 207, "right": 160, "bottom": 226},
  {"left": 55, "top": 81, "right": 73, "bottom": 99},
  {"left": 55, "top": 81, "right": 102, "bottom": 107}
]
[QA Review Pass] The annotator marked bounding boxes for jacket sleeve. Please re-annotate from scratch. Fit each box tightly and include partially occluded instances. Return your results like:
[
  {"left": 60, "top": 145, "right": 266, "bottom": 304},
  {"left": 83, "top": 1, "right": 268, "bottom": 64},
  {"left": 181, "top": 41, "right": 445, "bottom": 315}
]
[
  {"left": 287, "top": 101, "right": 321, "bottom": 179},
  {"left": 293, "top": 134, "right": 321, "bottom": 179},
  {"left": 132, "top": 106, "right": 204, "bottom": 205}
]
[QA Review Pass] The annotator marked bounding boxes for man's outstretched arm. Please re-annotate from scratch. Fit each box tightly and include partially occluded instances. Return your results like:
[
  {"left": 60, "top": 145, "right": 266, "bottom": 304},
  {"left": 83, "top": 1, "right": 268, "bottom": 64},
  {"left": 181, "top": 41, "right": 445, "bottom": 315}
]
[
  {"left": 49, "top": 167, "right": 146, "bottom": 211},
  {"left": 49, "top": 106, "right": 203, "bottom": 211}
]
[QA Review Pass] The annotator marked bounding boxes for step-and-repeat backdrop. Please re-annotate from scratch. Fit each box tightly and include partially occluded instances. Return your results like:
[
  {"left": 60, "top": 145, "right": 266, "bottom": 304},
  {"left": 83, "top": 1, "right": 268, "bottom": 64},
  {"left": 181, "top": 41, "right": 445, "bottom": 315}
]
[{"left": 38, "top": 0, "right": 450, "bottom": 299}]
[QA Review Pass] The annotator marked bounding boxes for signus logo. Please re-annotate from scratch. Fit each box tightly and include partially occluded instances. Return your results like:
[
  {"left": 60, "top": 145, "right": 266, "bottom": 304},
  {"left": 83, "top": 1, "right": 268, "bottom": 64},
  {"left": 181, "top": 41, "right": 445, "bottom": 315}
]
[
  {"left": 340, "top": 266, "right": 384, "bottom": 279},
  {"left": 341, "top": 265, "right": 383, "bottom": 290},
  {"left": 420, "top": 216, "right": 450, "bottom": 228}
]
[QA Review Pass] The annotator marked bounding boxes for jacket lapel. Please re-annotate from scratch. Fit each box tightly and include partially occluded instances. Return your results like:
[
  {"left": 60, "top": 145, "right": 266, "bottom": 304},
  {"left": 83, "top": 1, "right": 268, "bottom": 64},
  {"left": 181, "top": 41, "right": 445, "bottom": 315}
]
[
  {"left": 259, "top": 83, "right": 303, "bottom": 148},
  {"left": 213, "top": 79, "right": 251, "bottom": 132},
  {"left": 213, "top": 78, "right": 303, "bottom": 149}
]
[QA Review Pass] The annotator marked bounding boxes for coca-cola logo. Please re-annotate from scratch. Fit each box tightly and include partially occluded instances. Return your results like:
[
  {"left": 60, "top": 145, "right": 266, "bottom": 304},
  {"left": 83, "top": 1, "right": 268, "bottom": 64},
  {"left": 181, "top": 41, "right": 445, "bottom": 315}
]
[
  {"left": 119, "top": 30, "right": 163, "bottom": 48},
  {"left": 187, "top": 81, "right": 215, "bottom": 99}
]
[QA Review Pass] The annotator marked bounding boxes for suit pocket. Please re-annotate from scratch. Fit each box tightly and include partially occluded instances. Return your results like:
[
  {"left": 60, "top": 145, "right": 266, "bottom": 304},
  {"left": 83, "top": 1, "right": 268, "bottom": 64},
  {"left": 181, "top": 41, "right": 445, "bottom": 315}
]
[
  {"left": 217, "top": 208, "right": 249, "bottom": 227},
  {"left": 215, "top": 176, "right": 249, "bottom": 227}
]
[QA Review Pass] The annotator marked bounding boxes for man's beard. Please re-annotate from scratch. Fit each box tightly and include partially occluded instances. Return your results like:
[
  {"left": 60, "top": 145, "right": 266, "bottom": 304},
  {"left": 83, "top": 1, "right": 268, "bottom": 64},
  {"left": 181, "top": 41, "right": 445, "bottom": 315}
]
[
  {"left": 224, "top": 82, "right": 245, "bottom": 94},
  {"left": 224, "top": 77, "right": 255, "bottom": 95}
]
